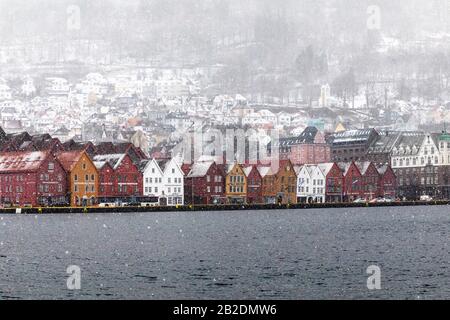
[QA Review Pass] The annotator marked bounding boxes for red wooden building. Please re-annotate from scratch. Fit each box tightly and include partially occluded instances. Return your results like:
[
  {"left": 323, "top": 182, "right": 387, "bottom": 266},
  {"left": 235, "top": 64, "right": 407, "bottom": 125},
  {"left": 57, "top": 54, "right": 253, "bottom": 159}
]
[
  {"left": 356, "top": 162, "right": 380, "bottom": 200},
  {"left": 339, "top": 162, "right": 364, "bottom": 202},
  {"left": 377, "top": 165, "right": 397, "bottom": 199},
  {"left": 318, "top": 163, "right": 344, "bottom": 203},
  {"left": 93, "top": 154, "right": 143, "bottom": 200},
  {"left": 0, "top": 151, "right": 67, "bottom": 207},
  {"left": 184, "top": 161, "right": 225, "bottom": 205},
  {"left": 243, "top": 164, "right": 263, "bottom": 204}
]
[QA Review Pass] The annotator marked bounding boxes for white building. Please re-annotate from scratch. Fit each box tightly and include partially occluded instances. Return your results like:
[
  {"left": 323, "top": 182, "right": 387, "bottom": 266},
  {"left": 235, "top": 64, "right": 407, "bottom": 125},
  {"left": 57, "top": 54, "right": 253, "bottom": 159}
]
[
  {"left": 295, "top": 165, "right": 326, "bottom": 203},
  {"left": 45, "top": 77, "right": 70, "bottom": 95},
  {"left": 277, "top": 112, "right": 292, "bottom": 127},
  {"left": 155, "top": 79, "right": 190, "bottom": 99},
  {"left": 21, "top": 76, "right": 36, "bottom": 97},
  {"left": 161, "top": 158, "right": 184, "bottom": 206},
  {"left": 0, "top": 84, "right": 12, "bottom": 101},
  {"left": 142, "top": 159, "right": 165, "bottom": 201},
  {"left": 391, "top": 133, "right": 440, "bottom": 169}
]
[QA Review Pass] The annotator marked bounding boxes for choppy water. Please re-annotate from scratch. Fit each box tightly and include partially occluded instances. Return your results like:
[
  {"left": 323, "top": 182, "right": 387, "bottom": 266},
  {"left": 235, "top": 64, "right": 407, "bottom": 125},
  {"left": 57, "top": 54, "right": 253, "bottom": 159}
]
[{"left": 0, "top": 206, "right": 449, "bottom": 300}]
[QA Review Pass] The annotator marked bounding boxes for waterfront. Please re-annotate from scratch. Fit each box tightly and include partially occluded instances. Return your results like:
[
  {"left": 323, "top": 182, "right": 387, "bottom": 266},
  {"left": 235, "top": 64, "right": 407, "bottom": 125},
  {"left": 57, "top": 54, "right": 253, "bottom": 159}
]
[{"left": 0, "top": 206, "right": 449, "bottom": 299}]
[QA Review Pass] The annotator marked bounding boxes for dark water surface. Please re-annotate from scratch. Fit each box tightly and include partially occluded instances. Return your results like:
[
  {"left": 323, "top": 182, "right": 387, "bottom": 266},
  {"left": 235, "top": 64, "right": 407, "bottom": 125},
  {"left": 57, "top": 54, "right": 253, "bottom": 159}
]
[{"left": 0, "top": 206, "right": 449, "bottom": 300}]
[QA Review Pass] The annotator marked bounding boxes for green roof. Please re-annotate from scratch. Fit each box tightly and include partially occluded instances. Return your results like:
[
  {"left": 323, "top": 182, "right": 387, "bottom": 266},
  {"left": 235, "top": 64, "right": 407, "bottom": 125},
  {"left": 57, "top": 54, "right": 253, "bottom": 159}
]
[{"left": 440, "top": 133, "right": 450, "bottom": 141}]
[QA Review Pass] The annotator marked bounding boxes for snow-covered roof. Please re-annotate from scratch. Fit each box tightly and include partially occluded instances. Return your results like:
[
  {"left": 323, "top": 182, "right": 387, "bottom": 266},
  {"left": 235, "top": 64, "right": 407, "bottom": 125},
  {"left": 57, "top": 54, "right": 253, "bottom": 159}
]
[
  {"left": 257, "top": 166, "right": 273, "bottom": 178},
  {"left": 93, "top": 154, "right": 126, "bottom": 170},
  {"left": 0, "top": 151, "right": 48, "bottom": 173},
  {"left": 187, "top": 161, "right": 214, "bottom": 178},
  {"left": 317, "top": 163, "right": 335, "bottom": 176}
]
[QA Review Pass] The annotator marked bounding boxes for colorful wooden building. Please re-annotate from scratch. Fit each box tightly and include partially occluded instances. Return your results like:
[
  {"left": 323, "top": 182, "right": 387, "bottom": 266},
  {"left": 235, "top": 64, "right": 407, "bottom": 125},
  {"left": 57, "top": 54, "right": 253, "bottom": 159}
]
[
  {"left": 225, "top": 163, "right": 247, "bottom": 204},
  {"left": 243, "top": 165, "right": 263, "bottom": 204},
  {"left": 94, "top": 153, "right": 143, "bottom": 202},
  {"left": 0, "top": 151, "right": 67, "bottom": 207},
  {"left": 184, "top": 161, "right": 225, "bottom": 205},
  {"left": 275, "top": 160, "right": 297, "bottom": 204},
  {"left": 318, "top": 163, "right": 344, "bottom": 203},
  {"left": 57, "top": 150, "right": 99, "bottom": 206}
]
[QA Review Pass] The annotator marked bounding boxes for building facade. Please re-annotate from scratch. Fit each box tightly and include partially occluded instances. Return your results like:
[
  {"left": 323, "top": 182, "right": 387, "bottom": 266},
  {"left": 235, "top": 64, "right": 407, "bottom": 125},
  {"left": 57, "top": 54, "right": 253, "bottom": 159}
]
[
  {"left": 184, "top": 161, "right": 225, "bottom": 205},
  {"left": 0, "top": 151, "right": 67, "bottom": 206},
  {"left": 225, "top": 163, "right": 247, "bottom": 204},
  {"left": 57, "top": 151, "right": 99, "bottom": 206}
]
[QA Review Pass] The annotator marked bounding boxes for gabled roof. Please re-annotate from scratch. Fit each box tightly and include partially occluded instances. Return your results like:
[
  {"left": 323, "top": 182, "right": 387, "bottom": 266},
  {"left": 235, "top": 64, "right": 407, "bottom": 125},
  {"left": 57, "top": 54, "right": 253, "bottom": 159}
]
[
  {"left": 337, "top": 162, "right": 356, "bottom": 176},
  {"left": 187, "top": 161, "right": 214, "bottom": 178},
  {"left": 138, "top": 159, "right": 150, "bottom": 173},
  {"left": 376, "top": 164, "right": 389, "bottom": 175},
  {"left": 56, "top": 150, "right": 86, "bottom": 172},
  {"left": 93, "top": 154, "right": 127, "bottom": 170},
  {"left": 156, "top": 158, "right": 171, "bottom": 172},
  {"left": 391, "top": 132, "right": 425, "bottom": 156},
  {"left": 355, "top": 162, "right": 373, "bottom": 175},
  {"left": 142, "top": 158, "right": 164, "bottom": 176},
  {"left": 257, "top": 165, "right": 274, "bottom": 178},
  {"left": 317, "top": 163, "right": 336, "bottom": 176},
  {"left": 94, "top": 160, "right": 113, "bottom": 171},
  {"left": 0, "top": 151, "right": 49, "bottom": 173}
]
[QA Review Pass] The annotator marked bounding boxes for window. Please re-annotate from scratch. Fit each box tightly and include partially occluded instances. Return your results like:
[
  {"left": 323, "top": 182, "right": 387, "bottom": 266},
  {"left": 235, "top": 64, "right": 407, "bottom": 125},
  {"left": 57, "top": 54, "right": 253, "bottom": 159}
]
[
  {"left": 74, "top": 185, "right": 78, "bottom": 192},
  {"left": 74, "top": 174, "right": 78, "bottom": 181},
  {"left": 48, "top": 162, "right": 54, "bottom": 171},
  {"left": 91, "top": 174, "right": 95, "bottom": 181},
  {"left": 82, "top": 163, "right": 87, "bottom": 170}
]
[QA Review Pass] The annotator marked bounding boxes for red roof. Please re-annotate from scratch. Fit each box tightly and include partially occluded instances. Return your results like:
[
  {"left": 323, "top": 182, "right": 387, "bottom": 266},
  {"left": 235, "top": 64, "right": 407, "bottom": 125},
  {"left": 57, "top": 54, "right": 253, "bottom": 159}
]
[
  {"left": 56, "top": 150, "right": 85, "bottom": 172},
  {"left": 0, "top": 151, "right": 50, "bottom": 173}
]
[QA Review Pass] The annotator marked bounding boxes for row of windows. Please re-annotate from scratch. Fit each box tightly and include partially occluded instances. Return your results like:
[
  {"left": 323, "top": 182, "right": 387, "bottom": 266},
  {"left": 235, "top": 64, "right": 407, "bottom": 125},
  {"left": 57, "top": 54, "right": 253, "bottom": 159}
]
[
  {"left": 2, "top": 184, "right": 63, "bottom": 193},
  {"left": 229, "top": 175, "right": 245, "bottom": 183},
  {"left": 167, "top": 197, "right": 183, "bottom": 205},
  {"left": 396, "top": 166, "right": 438, "bottom": 175},
  {"left": 399, "top": 176, "right": 439, "bottom": 186},
  {"left": 149, "top": 168, "right": 178, "bottom": 174},
  {"left": 298, "top": 178, "right": 324, "bottom": 186},
  {"left": 206, "top": 175, "right": 223, "bottom": 183},
  {"left": 206, "top": 186, "right": 223, "bottom": 193},
  {"left": 144, "top": 177, "right": 182, "bottom": 184},
  {"left": 229, "top": 185, "right": 244, "bottom": 193},
  {"left": 393, "top": 157, "right": 438, "bottom": 167},
  {"left": 0, "top": 175, "right": 24, "bottom": 182},
  {"left": 145, "top": 177, "right": 162, "bottom": 184},
  {"left": 74, "top": 174, "right": 96, "bottom": 182},
  {"left": 74, "top": 185, "right": 95, "bottom": 192},
  {"left": 298, "top": 186, "right": 325, "bottom": 194}
]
